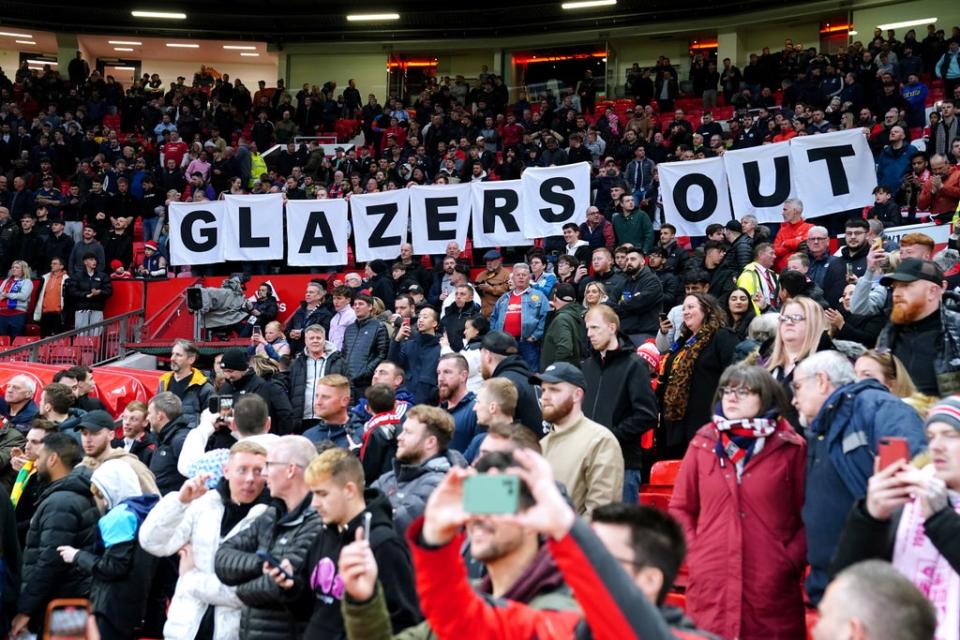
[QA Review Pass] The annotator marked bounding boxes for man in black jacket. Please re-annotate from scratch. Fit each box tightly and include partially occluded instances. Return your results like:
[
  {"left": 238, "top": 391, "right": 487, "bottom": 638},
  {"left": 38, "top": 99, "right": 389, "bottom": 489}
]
[
  {"left": 721, "top": 220, "right": 753, "bottom": 273},
  {"left": 215, "top": 435, "right": 322, "bottom": 640},
  {"left": 67, "top": 252, "right": 112, "bottom": 330},
  {"left": 342, "top": 295, "right": 389, "bottom": 401},
  {"left": 648, "top": 248, "right": 681, "bottom": 309},
  {"left": 583, "top": 305, "right": 659, "bottom": 499},
  {"left": 479, "top": 332, "right": 543, "bottom": 437},
  {"left": 12, "top": 433, "right": 98, "bottom": 637},
  {"left": 286, "top": 281, "right": 334, "bottom": 354},
  {"left": 701, "top": 240, "right": 736, "bottom": 305},
  {"left": 288, "top": 325, "right": 346, "bottom": 434},
  {"left": 220, "top": 348, "right": 295, "bottom": 433},
  {"left": 157, "top": 339, "right": 214, "bottom": 429},
  {"left": 616, "top": 247, "right": 664, "bottom": 345},
  {"left": 146, "top": 392, "right": 190, "bottom": 496},
  {"left": 439, "top": 285, "right": 480, "bottom": 352},
  {"left": 365, "top": 259, "right": 395, "bottom": 311}
]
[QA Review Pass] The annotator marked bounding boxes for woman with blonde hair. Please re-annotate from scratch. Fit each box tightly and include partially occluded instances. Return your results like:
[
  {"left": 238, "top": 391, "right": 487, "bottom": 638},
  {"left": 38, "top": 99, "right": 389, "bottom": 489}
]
[
  {"left": 854, "top": 349, "right": 937, "bottom": 416},
  {"left": 582, "top": 281, "right": 609, "bottom": 309},
  {"left": 763, "top": 295, "right": 833, "bottom": 427},
  {"left": 0, "top": 260, "right": 34, "bottom": 338}
]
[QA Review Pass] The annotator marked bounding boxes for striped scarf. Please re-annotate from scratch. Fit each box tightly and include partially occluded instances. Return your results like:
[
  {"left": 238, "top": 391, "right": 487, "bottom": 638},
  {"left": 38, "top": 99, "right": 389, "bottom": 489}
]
[
  {"left": 713, "top": 411, "right": 777, "bottom": 469},
  {"left": 10, "top": 460, "right": 34, "bottom": 507}
]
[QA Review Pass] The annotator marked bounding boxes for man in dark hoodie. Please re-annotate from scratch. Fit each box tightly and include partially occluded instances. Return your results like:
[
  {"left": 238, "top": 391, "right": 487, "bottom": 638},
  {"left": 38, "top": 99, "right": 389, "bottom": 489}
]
[
  {"left": 219, "top": 348, "right": 294, "bottom": 433},
  {"left": 12, "top": 433, "right": 99, "bottom": 637},
  {"left": 439, "top": 284, "right": 481, "bottom": 352},
  {"left": 340, "top": 450, "right": 577, "bottom": 639},
  {"left": 388, "top": 306, "right": 441, "bottom": 405},
  {"left": 822, "top": 217, "right": 870, "bottom": 311},
  {"left": 616, "top": 246, "right": 664, "bottom": 345},
  {"left": 146, "top": 392, "right": 191, "bottom": 496},
  {"left": 272, "top": 448, "right": 420, "bottom": 639},
  {"left": 365, "top": 259, "right": 395, "bottom": 311},
  {"left": 479, "top": 332, "right": 544, "bottom": 437},
  {"left": 583, "top": 305, "right": 659, "bottom": 499}
]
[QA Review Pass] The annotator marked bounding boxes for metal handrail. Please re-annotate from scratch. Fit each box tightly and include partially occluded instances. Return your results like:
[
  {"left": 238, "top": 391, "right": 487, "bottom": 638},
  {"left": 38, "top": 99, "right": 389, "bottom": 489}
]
[{"left": 0, "top": 309, "right": 145, "bottom": 366}]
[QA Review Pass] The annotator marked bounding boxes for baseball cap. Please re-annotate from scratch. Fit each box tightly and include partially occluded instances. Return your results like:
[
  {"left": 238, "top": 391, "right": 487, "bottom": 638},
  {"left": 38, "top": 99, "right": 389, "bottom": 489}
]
[
  {"left": 529, "top": 362, "right": 588, "bottom": 390},
  {"left": 144, "top": 241, "right": 158, "bottom": 252},
  {"left": 553, "top": 283, "right": 577, "bottom": 302},
  {"left": 879, "top": 258, "right": 944, "bottom": 286},
  {"left": 481, "top": 331, "right": 519, "bottom": 356},
  {"left": 408, "top": 284, "right": 423, "bottom": 294},
  {"left": 77, "top": 410, "right": 116, "bottom": 432}
]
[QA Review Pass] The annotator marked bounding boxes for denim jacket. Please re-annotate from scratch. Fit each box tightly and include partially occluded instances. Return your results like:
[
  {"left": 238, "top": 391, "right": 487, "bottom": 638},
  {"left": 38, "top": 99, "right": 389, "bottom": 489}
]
[{"left": 490, "top": 287, "right": 551, "bottom": 342}]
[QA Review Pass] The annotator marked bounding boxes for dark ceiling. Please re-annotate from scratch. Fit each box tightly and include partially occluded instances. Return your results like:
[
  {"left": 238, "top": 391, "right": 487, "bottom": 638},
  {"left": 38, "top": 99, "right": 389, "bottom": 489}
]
[{"left": 2, "top": 0, "right": 792, "bottom": 42}]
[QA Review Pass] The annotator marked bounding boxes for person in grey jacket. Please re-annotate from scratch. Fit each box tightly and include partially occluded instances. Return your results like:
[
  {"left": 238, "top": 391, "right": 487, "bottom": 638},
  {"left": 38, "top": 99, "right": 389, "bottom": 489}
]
[
  {"left": 372, "top": 405, "right": 466, "bottom": 535},
  {"left": 341, "top": 295, "right": 389, "bottom": 400},
  {"left": 287, "top": 325, "right": 346, "bottom": 434}
]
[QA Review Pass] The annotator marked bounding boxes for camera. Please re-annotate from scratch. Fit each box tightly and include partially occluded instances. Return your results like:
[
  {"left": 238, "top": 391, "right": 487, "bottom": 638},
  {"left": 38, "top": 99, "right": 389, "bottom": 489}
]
[{"left": 186, "top": 286, "right": 204, "bottom": 312}]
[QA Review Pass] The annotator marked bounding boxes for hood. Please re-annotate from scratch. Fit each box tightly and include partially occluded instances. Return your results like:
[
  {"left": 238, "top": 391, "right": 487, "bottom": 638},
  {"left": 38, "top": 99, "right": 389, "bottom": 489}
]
[
  {"left": 357, "top": 487, "right": 395, "bottom": 533},
  {"left": 478, "top": 543, "right": 566, "bottom": 603},
  {"left": 92, "top": 459, "right": 142, "bottom": 509},
  {"left": 492, "top": 354, "right": 534, "bottom": 378},
  {"left": 557, "top": 301, "right": 585, "bottom": 318},
  {"left": 589, "top": 331, "right": 636, "bottom": 362},
  {"left": 41, "top": 465, "right": 94, "bottom": 502}
]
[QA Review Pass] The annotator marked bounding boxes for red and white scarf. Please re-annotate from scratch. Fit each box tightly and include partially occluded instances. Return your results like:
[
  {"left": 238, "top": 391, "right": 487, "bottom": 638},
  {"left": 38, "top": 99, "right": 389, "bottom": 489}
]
[{"left": 892, "top": 465, "right": 960, "bottom": 640}]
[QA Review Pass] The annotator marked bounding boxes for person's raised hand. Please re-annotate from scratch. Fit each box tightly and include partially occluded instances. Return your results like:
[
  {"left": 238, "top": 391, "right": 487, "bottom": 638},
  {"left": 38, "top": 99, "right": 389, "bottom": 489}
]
[
  {"left": 865, "top": 458, "right": 914, "bottom": 521},
  {"left": 824, "top": 308, "right": 845, "bottom": 331},
  {"left": 494, "top": 448, "right": 575, "bottom": 541},
  {"left": 179, "top": 473, "right": 211, "bottom": 504},
  {"left": 422, "top": 467, "right": 473, "bottom": 546},
  {"left": 339, "top": 527, "right": 378, "bottom": 601},
  {"left": 866, "top": 247, "right": 887, "bottom": 273}
]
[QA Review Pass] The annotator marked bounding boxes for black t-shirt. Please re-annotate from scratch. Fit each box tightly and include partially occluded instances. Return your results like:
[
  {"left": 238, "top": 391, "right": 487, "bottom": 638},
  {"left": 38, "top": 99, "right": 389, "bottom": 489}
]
[{"left": 165, "top": 374, "right": 191, "bottom": 400}]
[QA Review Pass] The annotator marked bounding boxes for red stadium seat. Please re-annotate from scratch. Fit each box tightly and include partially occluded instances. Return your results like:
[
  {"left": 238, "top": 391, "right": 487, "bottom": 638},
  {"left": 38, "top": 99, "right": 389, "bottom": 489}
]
[
  {"left": 40, "top": 345, "right": 79, "bottom": 366},
  {"left": 650, "top": 459, "right": 682, "bottom": 486},
  {"left": 0, "top": 336, "right": 9, "bottom": 347}
]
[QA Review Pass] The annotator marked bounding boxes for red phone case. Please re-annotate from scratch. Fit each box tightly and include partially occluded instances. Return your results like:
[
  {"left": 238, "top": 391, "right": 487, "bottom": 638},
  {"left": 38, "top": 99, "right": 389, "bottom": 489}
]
[{"left": 878, "top": 437, "right": 909, "bottom": 470}]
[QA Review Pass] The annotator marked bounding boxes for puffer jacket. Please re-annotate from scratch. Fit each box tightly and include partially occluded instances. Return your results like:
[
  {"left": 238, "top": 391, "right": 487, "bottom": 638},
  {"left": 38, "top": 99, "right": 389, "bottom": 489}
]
[
  {"left": 73, "top": 494, "right": 160, "bottom": 635},
  {"left": 140, "top": 482, "right": 270, "bottom": 640},
  {"left": 721, "top": 232, "right": 754, "bottom": 273},
  {"left": 149, "top": 416, "right": 191, "bottom": 495},
  {"left": 18, "top": 466, "right": 100, "bottom": 626},
  {"left": 221, "top": 370, "right": 295, "bottom": 434},
  {"left": 288, "top": 343, "right": 346, "bottom": 434},
  {"left": 372, "top": 449, "right": 467, "bottom": 534},
  {"left": 388, "top": 331, "right": 441, "bottom": 405},
  {"left": 342, "top": 316, "right": 389, "bottom": 392},
  {"left": 215, "top": 493, "right": 324, "bottom": 640},
  {"left": 158, "top": 368, "right": 214, "bottom": 429}
]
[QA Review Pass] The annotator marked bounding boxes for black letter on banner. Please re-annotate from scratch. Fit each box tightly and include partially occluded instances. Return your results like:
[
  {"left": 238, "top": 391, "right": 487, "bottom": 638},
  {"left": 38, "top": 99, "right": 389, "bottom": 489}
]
[
  {"left": 367, "top": 203, "right": 401, "bottom": 248},
  {"left": 482, "top": 190, "right": 521, "bottom": 234},
  {"left": 238, "top": 206, "right": 269, "bottom": 248},
  {"left": 180, "top": 210, "right": 217, "bottom": 252},
  {"left": 672, "top": 174, "right": 718, "bottom": 222},
  {"left": 298, "top": 211, "right": 338, "bottom": 253},
  {"left": 807, "top": 145, "right": 856, "bottom": 196},
  {"left": 538, "top": 177, "right": 576, "bottom": 222},
  {"left": 425, "top": 197, "right": 459, "bottom": 241},
  {"left": 743, "top": 156, "right": 791, "bottom": 207}
]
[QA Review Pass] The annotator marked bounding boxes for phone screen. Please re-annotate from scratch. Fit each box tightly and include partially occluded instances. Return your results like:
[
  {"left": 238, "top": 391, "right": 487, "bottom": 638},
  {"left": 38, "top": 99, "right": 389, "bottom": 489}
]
[
  {"left": 252, "top": 325, "right": 263, "bottom": 338},
  {"left": 219, "top": 396, "right": 234, "bottom": 417},
  {"left": 45, "top": 600, "right": 90, "bottom": 639},
  {"left": 463, "top": 475, "right": 520, "bottom": 515}
]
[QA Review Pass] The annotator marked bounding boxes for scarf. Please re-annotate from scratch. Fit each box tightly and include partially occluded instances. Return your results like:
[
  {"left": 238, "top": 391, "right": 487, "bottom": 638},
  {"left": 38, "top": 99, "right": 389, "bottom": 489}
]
[
  {"left": 661, "top": 325, "right": 718, "bottom": 422},
  {"left": 713, "top": 408, "right": 777, "bottom": 472},
  {"left": 1, "top": 278, "right": 23, "bottom": 311},
  {"left": 892, "top": 466, "right": 960, "bottom": 640},
  {"left": 10, "top": 460, "right": 34, "bottom": 507}
]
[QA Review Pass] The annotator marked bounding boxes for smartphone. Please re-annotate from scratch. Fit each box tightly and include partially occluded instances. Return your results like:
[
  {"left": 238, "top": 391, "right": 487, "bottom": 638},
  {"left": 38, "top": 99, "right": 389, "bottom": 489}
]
[
  {"left": 878, "top": 436, "right": 909, "bottom": 470},
  {"left": 463, "top": 474, "right": 520, "bottom": 515},
  {"left": 44, "top": 598, "right": 91, "bottom": 640},
  {"left": 361, "top": 511, "right": 372, "bottom": 539},
  {"left": 256, "top": 549, "right": 293, "bottom": 581},
  {"left": 659, "top": 312, "right": 668, "bottom": 323},
  {"left": 219, "top": 395, "right": 234, "bottom": 418},
  {"left": 845, "top": 263, "right": 854, "bottom": 276},
  {"left": 872, "top": 237, "right": 883, "bottom": 251},
  {"left": 252, "top": 325, "right": 263, "bottom": 339},
  {"left": 402, "top": 317, "right": 411, "bottom": 328}
]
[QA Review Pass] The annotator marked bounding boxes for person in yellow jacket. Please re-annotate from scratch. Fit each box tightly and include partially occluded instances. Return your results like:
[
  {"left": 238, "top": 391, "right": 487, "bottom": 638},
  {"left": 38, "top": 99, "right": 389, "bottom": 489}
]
[
  {"left": 248, "top": 141, "right": 268, "bottom": 189},
  {"left": 736, "top": 242, "right": 779, "bottom": 314}
]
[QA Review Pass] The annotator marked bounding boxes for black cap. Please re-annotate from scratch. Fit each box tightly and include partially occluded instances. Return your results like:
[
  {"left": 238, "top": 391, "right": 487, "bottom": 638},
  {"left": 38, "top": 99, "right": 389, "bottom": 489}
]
[
  {"left": 481, "top": 331, "right": 519, "bottom": 356},
  {"left": 879, "top": 258, "right": 944, "bottom": 286},
  {"left": 220, "top": 348, "right": 249, "bottom": 372},
  {"left": 530, "top": 362, "right": 588, "bottom": 390},
  {"left": 408, "top": 284, "right": 423, "bottom": 294},
  {"left": 724, "top": 219, "right": 742, "bottom": 233},
  {"left": 77, "top": 410, "right": 116, "bottom": 432},
  {"left": 553, "top": 283, "right": 577, "bottom": 302}
]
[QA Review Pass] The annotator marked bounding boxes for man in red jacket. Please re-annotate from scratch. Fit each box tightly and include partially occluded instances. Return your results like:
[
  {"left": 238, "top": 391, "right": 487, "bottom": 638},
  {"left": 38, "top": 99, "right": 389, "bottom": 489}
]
[
  {"left": 338, "top": 449, "right": 718, "bottom": 640},
  {"left": 773, "top": 198, "right": 813, "bottom": 272}
]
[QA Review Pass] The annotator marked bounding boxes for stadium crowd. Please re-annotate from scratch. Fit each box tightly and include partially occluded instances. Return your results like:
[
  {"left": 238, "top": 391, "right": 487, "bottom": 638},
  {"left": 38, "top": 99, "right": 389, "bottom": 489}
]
[{"left": 0, "top": 22, "right": 958, "bottom": 640}]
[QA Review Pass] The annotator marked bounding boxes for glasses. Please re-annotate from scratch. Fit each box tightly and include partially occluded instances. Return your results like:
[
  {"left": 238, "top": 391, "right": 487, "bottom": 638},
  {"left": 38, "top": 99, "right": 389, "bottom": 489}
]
[
  {"left": 720, "top": 386, "right": 757, "bottom": 399},
  {"left": 807, "top": 237, "right": 828, "bottom": 243},
  {"left": 790, "top": 376, "right": 814, "bottom": 392},
  {"left": 779, "top": 314, "right": 806, "bottom": 324}
]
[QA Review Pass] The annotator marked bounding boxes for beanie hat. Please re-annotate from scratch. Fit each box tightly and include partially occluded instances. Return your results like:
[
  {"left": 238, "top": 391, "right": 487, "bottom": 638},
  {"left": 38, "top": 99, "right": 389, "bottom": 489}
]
[
  {"left": 220, "top": 348, "right": 249, "bottom": 372},
  {"left": 636, "top": 340, "right": 661, "bottom": 371},
  {"left": 369, "top": 259, "right": 388, "bottom": 275},
  {"left": 926, "top": 396, "right": 960, "bottom": 432},
  {"left": 91, "top": 459, "right": 142, "bottom": 510}
]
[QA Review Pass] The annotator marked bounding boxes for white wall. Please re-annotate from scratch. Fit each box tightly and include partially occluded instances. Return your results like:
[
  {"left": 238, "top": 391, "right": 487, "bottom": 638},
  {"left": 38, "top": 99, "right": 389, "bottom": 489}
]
[
  {"left": 139, "top": 59, "right": 279, "bottom": 90},
  {"left": 287, "top": 53, "right": 387, "bottom": 101},
  {"left": 0, "top": 49, "right": 20, "bottom": 77},
  {"left": 852, "top": 1, "right": 960, "bottom": 42},
  {"left": 438, "top": 52, "right": 495, "bottom": 80}
]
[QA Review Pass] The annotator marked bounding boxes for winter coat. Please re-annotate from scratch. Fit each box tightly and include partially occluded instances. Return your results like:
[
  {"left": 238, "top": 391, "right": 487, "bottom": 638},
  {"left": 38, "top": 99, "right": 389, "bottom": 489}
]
[
  {"left": 490, "top": 288, "right": 551, "bottom": 343},
  {"left": 0, "top": 398, "right": 38, "bottom": 435},
  {"left": 372, "top": 449, "right": 467, "bottom": 535},
  {"left": 221, "top": 370, "right": 295, "bottom": 434},
  {"left": 0, "top": 425, "right": 25, "bottom": 493},
  {"left": 582, "top": 335, "right": 659, "bottom": 470},
  {"left": 876, "top": 143, "right": 917, "bottom": 195},
  {"left": 18, "top": 467, "right": 100, "bottom": 625},
  {"left": 439, "top": 302, "right": 480, "bottom": 353},
  {"left": 801, "top": 378, "right": 927, "bottom": 603},
  {"left": 822, "top": 244, "right": 869, "bottom": 312},
  {"left": 299, "top": 489, "right": 421, "bottom": 639},
  {"left": 490, "top": 355, "right": 544, "bottom": 436},
  {"left": 540, "top": 302, "right": 586, "bottom": 369},
  {"left": 389, "top": 332, "right": 441, "bottom": 405},
  {"left": 342, "top": 316, "right": 390, "bottom": 392},
  {"left": 287, "top": 344, "right": 346, "bottom": 434},
  {"left": 441, "top": 392, "right": 478, "bottom": 454},
  {"left": 670, "top": 418, "right": 807, "bottom": 640},
  {"left": 157, "top": 368, "right": 214, "bottom": 429},
  {"left": 214, "top": 494, "right": 324, "bottom": 640},
  {"left": 66, "top": 268, "right": 112, "bottom": 311},
  {"left": 32, "top": 271, "right": 69, "bottom": 321},
  {"left": 658, "top": 328, "right": 739, "bottom": 449},
  {"left": 773, "top": 218, "right": 813, "bottom": 272},
  {"left": 139, "top": 484, "right": 269, "bottom": 640},
  {"left": 149, "top": 416, "right": 191, "bottom": 495},
  {"left": 722, "top": 233, "right": 754, "bottom": 274},
  {"left": 287, "top": 301, "right": 334, "bottom": 336},
  {"left": 74, "top": 494, "right": 159, "bottom": 635},
  {"left": 616, "top": 266, "right": 663, "bottom": 337}
]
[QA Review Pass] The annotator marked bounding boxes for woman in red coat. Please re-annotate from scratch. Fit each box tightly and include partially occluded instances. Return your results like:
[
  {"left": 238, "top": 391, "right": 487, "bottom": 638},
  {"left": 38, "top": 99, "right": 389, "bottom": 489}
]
[{"left": 669, "top": 363, "right": 806, "bottom": 640}]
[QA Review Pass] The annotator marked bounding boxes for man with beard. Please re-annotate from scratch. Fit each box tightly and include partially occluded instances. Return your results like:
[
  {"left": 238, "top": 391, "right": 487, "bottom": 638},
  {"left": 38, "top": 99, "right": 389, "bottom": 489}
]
[
  {"left": 437, "top": 354, "right": 477, "bottom": 454},
  {"left": 479, "top": 332, "right": 543, "bottom": 436},
  {"left": 822, "top": 218, "right": 870, "bottom": 310},
  {"left": 533, "top": 362, "right": 624, "bottom": 517},
  {"left": 616, "top": 247, "right": 664, "bottom": 345},
  {"left": 876, "top": 259, "right": 960, "bottom": 397},
  {"left": 157, "top": 339, "right": 214, "bottom": 429}
]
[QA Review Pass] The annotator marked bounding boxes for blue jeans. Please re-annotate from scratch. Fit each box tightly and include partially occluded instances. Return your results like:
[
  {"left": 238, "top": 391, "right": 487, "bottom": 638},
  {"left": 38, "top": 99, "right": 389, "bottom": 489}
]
[
  {"left": 518, "top": 340, "right": 540, "bottom": 373},
  {"left": 622, "top": 468, "right": 642, "bottom": 504}
]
